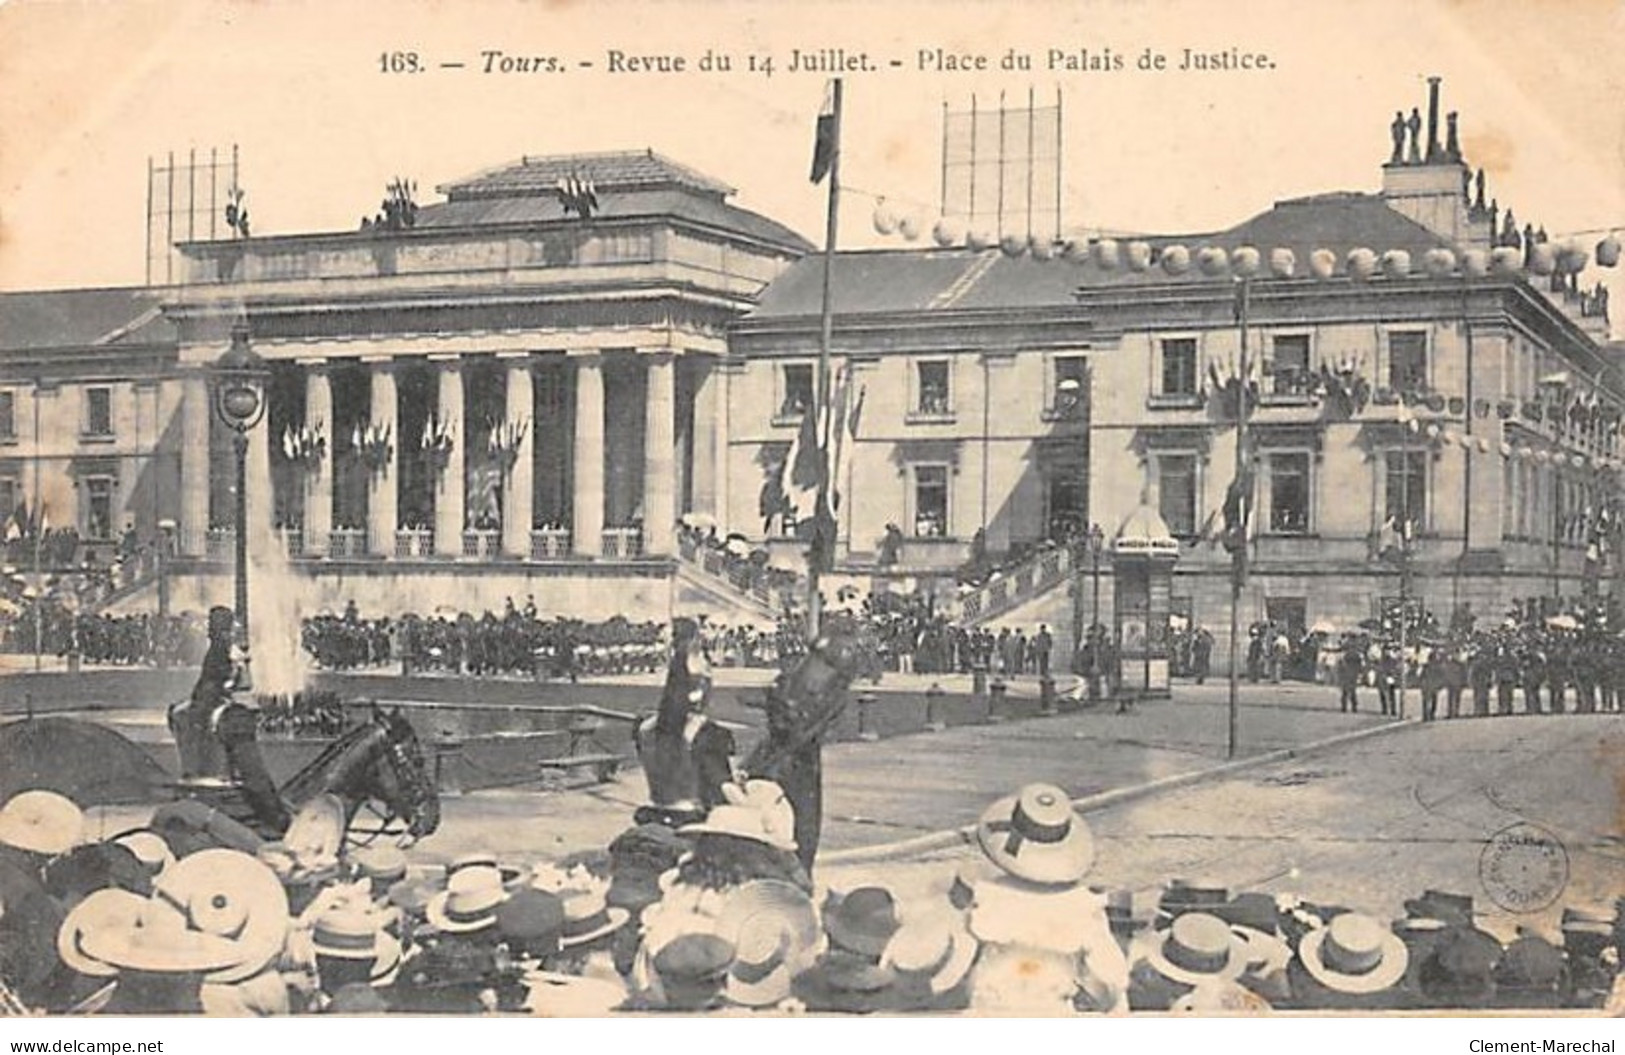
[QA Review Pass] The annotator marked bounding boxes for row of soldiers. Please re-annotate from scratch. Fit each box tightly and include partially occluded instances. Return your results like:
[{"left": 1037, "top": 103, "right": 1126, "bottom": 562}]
[{"left": 1335, "top": 618, "right": 1625, "bottom": 718}]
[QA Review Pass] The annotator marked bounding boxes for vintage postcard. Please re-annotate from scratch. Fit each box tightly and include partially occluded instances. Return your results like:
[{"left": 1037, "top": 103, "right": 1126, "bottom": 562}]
[{"left": 0, "top": 0, "right": 1622, "bottom": 1025}]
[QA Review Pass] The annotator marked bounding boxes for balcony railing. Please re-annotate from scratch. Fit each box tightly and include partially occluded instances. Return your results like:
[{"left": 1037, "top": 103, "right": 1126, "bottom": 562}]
[
  {"left": 396, "top": 528, "right": 435, "bottom": 558},
  {"left": 530, "top": 528, "right": 572, "bottom": 560},
  {"left": 462, "top": 530, "right": 501, "bottom": 559},
  {"left": 205, "top": 528, "right": 234, "bottom": 562},
  {"left": 329, "top": 528, "right": 367, "bottom": 559},
  {"left": 279, "top": 528, "right": 305, "bottom": 558},
  {"left": 601, "top": 527, "right": 644, "bottom": 559},
  {"left": 956, "top": 542, "right": 1079, "bottom": 626}
]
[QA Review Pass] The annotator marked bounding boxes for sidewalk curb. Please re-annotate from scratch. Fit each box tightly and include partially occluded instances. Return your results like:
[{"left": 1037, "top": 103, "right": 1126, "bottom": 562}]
[{"left": 820, "top": 715, "right": 1420, "bottom": 867}]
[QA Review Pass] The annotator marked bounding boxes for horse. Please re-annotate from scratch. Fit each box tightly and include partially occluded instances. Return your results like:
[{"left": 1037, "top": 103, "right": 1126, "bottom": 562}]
[{"left": 160, "top": 704, "right": 439, "bottom": 853}]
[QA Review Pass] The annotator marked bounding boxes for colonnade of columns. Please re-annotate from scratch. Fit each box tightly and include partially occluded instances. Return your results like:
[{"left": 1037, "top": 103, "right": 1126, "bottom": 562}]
[{"left": 177, "top": 350, "right": 719, "bottom": 561}]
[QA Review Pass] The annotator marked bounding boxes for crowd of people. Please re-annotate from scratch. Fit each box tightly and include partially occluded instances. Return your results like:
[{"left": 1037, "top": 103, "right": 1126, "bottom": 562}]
[
  {"left": 299, "top": 601, "right": 668, "bottom": 680},
  {"left": 1, "top": 774, "right": 1618, "bottom": 1016},
  {"left": 1331, "top": 601, "right": 1625, "bottom": 719}
]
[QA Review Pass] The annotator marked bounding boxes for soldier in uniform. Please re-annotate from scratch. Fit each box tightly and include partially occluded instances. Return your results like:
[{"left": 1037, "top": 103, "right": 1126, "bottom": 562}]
[
  {"left": 1519, "top": 635, "right": 1546, "bottom": 715},
  {"left": 1573, "top": 638, "right": 1598, "bottom": 715},
  {"left": 1545, "top": 634, "right": 1569, "bottom": 715},
  {"left": 1376, "top": 645, "right": 1402, "bottom": 717},
  {"left": 1468, "top": 635, "right": 1493, "bottom": 717},
  {"left": 1442, "top": 640, "right": 1468, "bottom": 719},
  {"left": 1493, "top": 632, "right": 1520, "bottom": 715},
  {"left": 1418, "top": 643, "right": 1445, "bottom": 722}
]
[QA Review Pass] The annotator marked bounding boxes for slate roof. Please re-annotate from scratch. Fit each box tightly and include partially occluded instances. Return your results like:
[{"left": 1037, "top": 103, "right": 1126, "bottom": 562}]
[
  {"left": 747, "top": 191, "right": 1453, "bottom": 320},
  {"left": 0, "top": 287, "right": 177, "bottom": 352}
]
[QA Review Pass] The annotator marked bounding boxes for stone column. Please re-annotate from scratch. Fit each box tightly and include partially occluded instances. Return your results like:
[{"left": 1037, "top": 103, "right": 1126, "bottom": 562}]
[
  {"left": 502, "top": 356, "right": 535, "bottom": 558},
  {"left": 690, "top": 358, "right": 720, "bottom": 518},
  {"left": 366, "top": 359, "right": 398, "bottom": 558},
  {"left": 302, "top": 363, "right": 333, "bottom": 556},
  {"left": 572, "top": 354, "right": 605, "bottom": 556},
  {"left": 643, "top": 352, "right": 677, "bottom": 555},
  {"left": 179, "top": 369, "right": 210, "bottom": 556},
  {"left": 433, "top": 357, "right": 465, "bottom": 557}
]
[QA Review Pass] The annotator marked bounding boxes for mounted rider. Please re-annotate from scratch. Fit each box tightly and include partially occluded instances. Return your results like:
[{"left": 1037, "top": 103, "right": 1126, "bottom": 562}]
[
  {"left": 167, "top": 606, "right": 290, "bottom": 835},
  {"left": 633, "top": 617, "right": 736, "bottom": 829}
]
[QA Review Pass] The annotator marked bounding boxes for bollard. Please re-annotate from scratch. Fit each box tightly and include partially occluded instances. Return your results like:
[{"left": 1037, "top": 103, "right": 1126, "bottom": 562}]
[
  {"left": 987, "top": 678, "right": 1008, "bottom": 723},
  {"left": 924, "top": 683, "right": 947, "bottom": 732},
  {"left": 856, "top": 692, "right": 880, "bottom": 742},
  {"left": 1039, "top": 676, "right": 1056, "bottom": 716},
  {"left": 972, "top": 669, "right": 988, "bottom": 697}
]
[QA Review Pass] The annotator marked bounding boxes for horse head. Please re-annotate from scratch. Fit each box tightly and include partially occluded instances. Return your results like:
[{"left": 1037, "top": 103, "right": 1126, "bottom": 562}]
[{"left": 370, "top": 706, "right": 440, "bottom": 842}]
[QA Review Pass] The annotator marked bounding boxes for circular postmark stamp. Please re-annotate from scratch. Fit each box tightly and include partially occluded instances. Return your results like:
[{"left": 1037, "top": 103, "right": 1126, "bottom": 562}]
[{"left": 1479, "top": 822, "right": 1569, "bottom": 913}]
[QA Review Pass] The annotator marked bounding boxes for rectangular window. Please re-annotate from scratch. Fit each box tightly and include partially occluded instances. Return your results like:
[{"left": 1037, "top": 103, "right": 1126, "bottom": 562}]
[
  {"left": 916, "top": 360, "right": 951, "bottom": 416},
  {"left": 1157, "top": 453, "right": 1197, "bottom": 536},
  {"left": 1385, "top": 450, "right": 1427, "bottom": 531},
  {"left": 1267, "top": 452, "right": 1311, "bottom": 534},
  {"left": 85, "top": 387, "right": 113, "bottom": 437},
  {"left": 0, "top": 478, "right": 16, "bottom": 524},
  {"left": 779, "top": 363, "right": 814, "bottom": 419},
  {"left": 1267, "top": 334, "right": 1312, "bottom": 396},
  {"left": 84, "top": 477, "right": 114, "bottom": 540},
  {"left": 1053, "top": 355, "right": 1089, "bottom": 414},
  {"left": 912, "top": 464, "right": 949, "bottom": 537},
  {"left": 1388, "top": 332, "right": 1428, "bottom": 393},
  {"left": 1160, "top": 338, "right": 1198, "bottom": 397},
  {"left": 0, "top": 392, "right": 14, "bottom": 440}
]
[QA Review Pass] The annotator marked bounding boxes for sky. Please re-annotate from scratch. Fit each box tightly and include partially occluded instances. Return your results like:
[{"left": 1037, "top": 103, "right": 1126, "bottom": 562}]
[{"left": 1, "top": 0, "right": 1621, "bottom": 331}]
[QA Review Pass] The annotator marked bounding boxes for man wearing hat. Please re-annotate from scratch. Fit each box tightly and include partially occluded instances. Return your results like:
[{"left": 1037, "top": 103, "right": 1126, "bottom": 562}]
[
  {"left": 1287, "top": 912, "right": 1410, "bottom": 1010},
  {"left": 0, "top": 790, "right": 83, "bottom": 1009},
  {"left": 1129, "top": 912, "right": 1256, "bottom": 1011}
]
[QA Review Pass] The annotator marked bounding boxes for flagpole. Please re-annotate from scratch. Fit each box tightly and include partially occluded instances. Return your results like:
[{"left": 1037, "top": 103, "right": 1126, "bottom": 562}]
[
  {"left": 1227, "top": 277, "right": 1250, "bottom": 760},
  {"left": 808, "top": 78, "right": 842, "bottom": 641}
]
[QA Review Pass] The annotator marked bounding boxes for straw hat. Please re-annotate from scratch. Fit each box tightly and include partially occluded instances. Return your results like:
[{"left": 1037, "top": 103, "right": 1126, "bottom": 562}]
[
  {"left": 57, "top": 888, "right": 147, "bottom": 978},
  {"left": 974, "top": 784, "right": 1094, "bottom": 886},
  {"left": 426, "top": 865, "right": 508, "bottom": 935},
  {"left": 110, "top": 830, "right": 175, "bottom": 881},
  {"left": 558, "top": 887, "right": 630, "bottom": 949},
  {"left": 1298, "top": 913, "right": 1409, "bottom": 994},
  {"left": 880, "top": 912, "right": 978, "bottom": 997},
  {"left": 149, "top": 848, "right": 292, "bottom": 984},
  {"left": 352, "top": 846, "right": 408, "bottom": 890},
  {"left": 311, "top": 906, "right": 402, "bottom": 985},
  {"left": 680, "top": 785, "right": 798, "bottom": 852},
  {"left": 0, "top": 790, "right": 83, "bottom": 857},
  {"left": 1143, "top": 912, "right": 1250, "bottom": 987},
  {"left": 521, "top": 971, "right": 627, "bottom": 1016},
  {"left": 716, "top": 880, "right": 821, "bottom": 1008}
]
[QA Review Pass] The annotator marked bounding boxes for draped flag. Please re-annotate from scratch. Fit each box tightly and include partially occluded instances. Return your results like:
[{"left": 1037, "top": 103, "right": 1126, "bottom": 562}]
[{"left": 810, "top": 81, "right": 838, "bottom": 184}]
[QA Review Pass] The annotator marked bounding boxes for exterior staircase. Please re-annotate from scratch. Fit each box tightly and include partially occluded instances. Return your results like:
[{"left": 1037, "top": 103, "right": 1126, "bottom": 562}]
[
  {"left": 954, "top": 542, "right": 1082, "bottom": 628},
  {"left": 673, "top": 536, "right": 798, "bottom": 624}
]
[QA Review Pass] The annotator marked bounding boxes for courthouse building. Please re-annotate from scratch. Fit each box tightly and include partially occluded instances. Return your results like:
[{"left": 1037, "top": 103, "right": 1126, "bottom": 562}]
[{"left": 1, "top": 87, "right": 1620, "bottom": 652}]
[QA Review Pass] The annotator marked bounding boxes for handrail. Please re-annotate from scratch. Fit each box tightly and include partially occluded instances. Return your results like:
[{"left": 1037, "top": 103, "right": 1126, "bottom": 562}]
[{"left": 956, "top": 543, "right": 1079, "bottom": 626}]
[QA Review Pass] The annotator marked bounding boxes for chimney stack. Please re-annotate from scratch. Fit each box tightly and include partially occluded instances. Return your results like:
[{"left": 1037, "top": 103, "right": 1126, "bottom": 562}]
[{"left": 1426, "top": 76, "right": 1442, "bottom": 163}]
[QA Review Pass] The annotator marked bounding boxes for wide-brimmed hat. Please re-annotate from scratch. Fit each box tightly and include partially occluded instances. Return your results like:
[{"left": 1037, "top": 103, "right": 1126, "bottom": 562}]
[
  {"left": 425, "top": 866, "right": 508, "bottom": 935},
  {"left": 57, "top": 887, "right": 147, "bottom": 977},
  {"left": 975, "top": 784, "right": 1094, "bottom": 885},
  {"left": 716, "top": 879, "right": 821, "bottom": 1007},
  {"left": 110, "top": 830, "right": 175, "bottom": 882},
  {"left": 352, "top": 846, "right": 408, "bottom": 891},
  {"left": 447, "top": 853, "right": 523, "bottom": 888},
  {"left": 1298, "top": 913, "right": 1410, "bottom": 995},
  {"left": 79, "top": 898, "right": 248, "bottom": 977},
  {"left": 0, "top": 789, "right": 83, "bottom": 856},
  {"left": 651, "top": 932, "right": 736, "bottom": 1011},
  {"left": 880, "top": 912, "right": 978, "bottom": 997},
  {"left": 497, "top": 888, "right": 567, "bottom": 960},
  {"left": 311, "top": 906, "right": 402, "bottom": 985},
  {"left": 823, "top": 886, "right": 900, "bottom": 959},
  {"left": 151, "top": 848, "right": 291, "bottom": 984},
  {"left": 558, "top": 888, "right": 629, "bottom": 949},
  {"left": 680, "top": 793, "right": 797, "bottom": 852},
  {"left": 521, "top": 971, "right": 627, "bottom": 1016},
  {"left": 1143, "top": 912, "right": 1250, "bottom": 986}
]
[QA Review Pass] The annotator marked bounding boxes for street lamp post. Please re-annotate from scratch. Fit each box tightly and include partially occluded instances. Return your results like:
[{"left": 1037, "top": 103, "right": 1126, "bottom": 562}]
[
  {"left": 211, "top": 320, "right": 269, "bottom": 688},
  {"left": 155, "top": 518, "right": 176, "bottom": 668}
]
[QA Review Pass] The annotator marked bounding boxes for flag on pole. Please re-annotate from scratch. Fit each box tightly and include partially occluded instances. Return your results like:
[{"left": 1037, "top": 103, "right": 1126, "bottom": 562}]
[
  {"left": 810, "top": 81, "right": 838, "bottom": 184},
  {"left": 783, "top": 402, "right": 823, "bottom": 524},
  {"left": 1220, "top": 465, "right": 1255, "bottom": 561}
]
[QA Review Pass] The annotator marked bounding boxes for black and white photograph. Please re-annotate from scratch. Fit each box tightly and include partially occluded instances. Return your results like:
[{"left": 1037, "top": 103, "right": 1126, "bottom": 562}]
[{"left": 0, "top": 0, "right": 1622, "bottom": 1029}]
